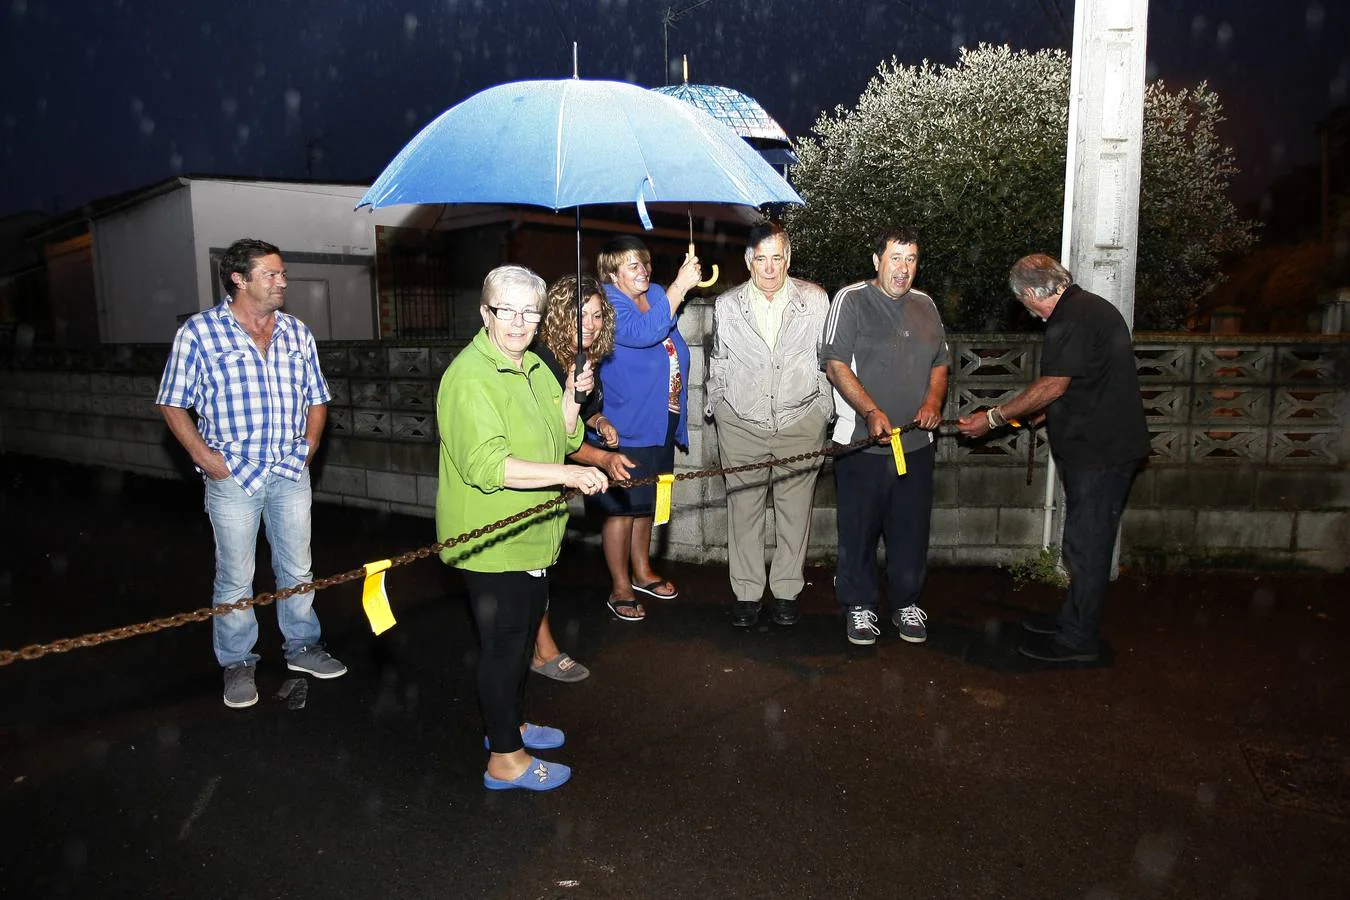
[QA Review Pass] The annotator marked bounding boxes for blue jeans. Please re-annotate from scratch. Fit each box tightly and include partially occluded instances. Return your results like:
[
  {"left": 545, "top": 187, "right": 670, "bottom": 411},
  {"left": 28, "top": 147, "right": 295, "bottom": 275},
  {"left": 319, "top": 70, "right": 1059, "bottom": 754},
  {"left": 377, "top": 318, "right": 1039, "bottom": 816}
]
[
  {"left": 1056, "top": 459, "right": 1140, "bottom": 652},
  {"left": 204, "top": 468, "right": 321, "bottom": 667}
]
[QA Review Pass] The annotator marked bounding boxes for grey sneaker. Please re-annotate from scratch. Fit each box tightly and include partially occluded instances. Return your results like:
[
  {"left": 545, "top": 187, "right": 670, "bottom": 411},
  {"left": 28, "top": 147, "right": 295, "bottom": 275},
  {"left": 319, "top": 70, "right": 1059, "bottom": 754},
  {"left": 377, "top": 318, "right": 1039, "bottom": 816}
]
[
  {"left": 223, "top": 664, "right": 258, "bottom": 709},
  {"left": 286, "top": 646, "right": 347, "bottom": 679},
  {"left": 893, "top": 604, "right": 928, "bottom": 643},
  {"left": 845, "top": 606, "right": 880, "bottom": 645}
]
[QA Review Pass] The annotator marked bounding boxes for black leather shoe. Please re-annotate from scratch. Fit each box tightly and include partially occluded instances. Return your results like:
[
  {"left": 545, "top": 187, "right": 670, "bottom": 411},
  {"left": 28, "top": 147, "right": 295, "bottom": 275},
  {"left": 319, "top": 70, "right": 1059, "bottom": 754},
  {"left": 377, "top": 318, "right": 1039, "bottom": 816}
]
[
  {"left": 732, "top": 601, "right": 761, "bottom": 627},
  {"left": 1021, "top": 613, "right": 1059, "bottom": 635},
  {"left": 771, "top": 597, "right": 799, "bottom": 626},
  {"left": 1018, "top": 634, "right": 1099, "bottom": 663}
]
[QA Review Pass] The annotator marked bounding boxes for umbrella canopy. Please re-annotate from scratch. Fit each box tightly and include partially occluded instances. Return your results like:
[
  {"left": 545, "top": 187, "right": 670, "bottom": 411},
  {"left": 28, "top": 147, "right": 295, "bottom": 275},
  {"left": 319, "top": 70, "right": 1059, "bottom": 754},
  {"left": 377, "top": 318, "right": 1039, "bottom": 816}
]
[
  {"left": 651, "top": 82, "right": 791, "bottom": 143},
  {"left": 357, "top": 77, "right": 802, "bottom": 215}
]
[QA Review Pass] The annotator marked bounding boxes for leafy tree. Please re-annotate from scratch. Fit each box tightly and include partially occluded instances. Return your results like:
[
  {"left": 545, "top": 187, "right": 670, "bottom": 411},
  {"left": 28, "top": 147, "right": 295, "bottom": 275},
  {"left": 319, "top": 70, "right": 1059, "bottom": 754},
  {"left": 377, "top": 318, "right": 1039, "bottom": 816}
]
[{"left": 784, "top": 44, "right": 1256, "bottom": 331}]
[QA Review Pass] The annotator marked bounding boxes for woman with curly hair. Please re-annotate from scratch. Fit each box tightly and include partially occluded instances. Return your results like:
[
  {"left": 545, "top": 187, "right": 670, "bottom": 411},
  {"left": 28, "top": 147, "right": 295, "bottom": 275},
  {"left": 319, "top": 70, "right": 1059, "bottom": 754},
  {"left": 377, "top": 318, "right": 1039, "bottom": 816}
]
[{"left": 527, "top": 274, "right": 635, "bottom": 679}]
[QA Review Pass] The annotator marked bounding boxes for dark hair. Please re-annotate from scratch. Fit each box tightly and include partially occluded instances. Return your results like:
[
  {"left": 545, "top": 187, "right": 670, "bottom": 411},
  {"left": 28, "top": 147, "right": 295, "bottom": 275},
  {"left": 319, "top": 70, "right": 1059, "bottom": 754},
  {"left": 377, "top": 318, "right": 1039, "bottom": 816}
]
[
  {"left": 219, "top": 238, "right": 282, "bottom": 299},
  {"left": 746, "top": 221, "right": 790, "bottom": 255},
  {"left": 874, "top": 227, "right": 920, "bottom": 258},
  {"left": 1008, "top": 254, "right": 1072, "bottom": 299},
  {"left": 596, "top": 235, "right": 651, "bottom": 283}
]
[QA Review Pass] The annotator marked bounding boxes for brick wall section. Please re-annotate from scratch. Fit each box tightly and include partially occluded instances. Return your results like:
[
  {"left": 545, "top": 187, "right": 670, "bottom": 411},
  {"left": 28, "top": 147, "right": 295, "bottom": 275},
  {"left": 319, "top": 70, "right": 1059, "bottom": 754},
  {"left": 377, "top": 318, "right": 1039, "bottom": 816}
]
[{"left": 3, "top": 320, "right": 1348, "bottom": 571}]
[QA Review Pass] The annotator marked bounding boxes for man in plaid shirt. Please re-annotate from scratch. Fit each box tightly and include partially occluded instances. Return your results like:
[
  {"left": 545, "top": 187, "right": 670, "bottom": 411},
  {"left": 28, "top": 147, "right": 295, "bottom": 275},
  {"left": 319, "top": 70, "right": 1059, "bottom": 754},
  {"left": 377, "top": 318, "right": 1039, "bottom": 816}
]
[{"left": 157, "top": 238, "right": 346, "bottom": 709}]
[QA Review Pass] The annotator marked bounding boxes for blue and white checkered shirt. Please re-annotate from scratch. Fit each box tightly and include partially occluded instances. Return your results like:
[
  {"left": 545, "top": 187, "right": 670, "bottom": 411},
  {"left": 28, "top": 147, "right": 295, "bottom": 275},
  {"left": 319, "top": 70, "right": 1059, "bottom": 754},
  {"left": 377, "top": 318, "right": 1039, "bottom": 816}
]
[{"left": 156, "top": 298, "right": 332, "bottom": 496}]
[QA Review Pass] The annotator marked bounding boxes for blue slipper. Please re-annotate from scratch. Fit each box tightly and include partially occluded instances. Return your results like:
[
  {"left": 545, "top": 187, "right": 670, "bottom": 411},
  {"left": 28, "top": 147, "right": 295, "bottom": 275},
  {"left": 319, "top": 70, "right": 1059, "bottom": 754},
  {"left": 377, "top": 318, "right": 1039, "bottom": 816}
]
[
  {"left": 483, "top": 757, "right": 572, "bottom": 792},
  {"left": 483, "top": 722, "right": 565, "bottom": 751}
]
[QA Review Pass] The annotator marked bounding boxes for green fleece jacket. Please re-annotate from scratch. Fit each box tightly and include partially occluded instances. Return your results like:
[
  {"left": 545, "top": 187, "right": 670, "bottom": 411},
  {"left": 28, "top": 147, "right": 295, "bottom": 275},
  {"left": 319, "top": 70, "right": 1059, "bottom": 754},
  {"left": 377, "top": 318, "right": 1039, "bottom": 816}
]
[{"left": 436, "top": 329, "right": 583, "bottom": 571}]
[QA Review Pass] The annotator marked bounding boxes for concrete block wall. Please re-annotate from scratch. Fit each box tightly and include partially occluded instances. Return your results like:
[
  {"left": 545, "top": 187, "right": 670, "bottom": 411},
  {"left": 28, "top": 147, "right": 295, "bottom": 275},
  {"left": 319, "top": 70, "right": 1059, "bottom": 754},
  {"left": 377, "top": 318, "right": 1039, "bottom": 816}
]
[{"left": 3, "top": 327, "right": 1349, "bottom": 572}]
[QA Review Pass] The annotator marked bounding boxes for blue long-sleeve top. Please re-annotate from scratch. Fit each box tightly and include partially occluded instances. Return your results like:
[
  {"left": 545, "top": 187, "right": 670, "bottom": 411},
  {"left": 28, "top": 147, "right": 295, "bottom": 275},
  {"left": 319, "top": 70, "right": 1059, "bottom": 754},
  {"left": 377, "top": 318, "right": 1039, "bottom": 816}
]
[{"left": 599, "top": 282, "right": 689, "bottom": 449}]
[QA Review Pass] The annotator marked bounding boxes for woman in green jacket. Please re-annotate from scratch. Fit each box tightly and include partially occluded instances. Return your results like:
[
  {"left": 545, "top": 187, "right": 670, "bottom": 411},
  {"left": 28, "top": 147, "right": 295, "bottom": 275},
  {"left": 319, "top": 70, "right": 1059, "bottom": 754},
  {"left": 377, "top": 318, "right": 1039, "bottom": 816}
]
[{"left": 436, "top": 265, "right": 608, "bottom": 792}]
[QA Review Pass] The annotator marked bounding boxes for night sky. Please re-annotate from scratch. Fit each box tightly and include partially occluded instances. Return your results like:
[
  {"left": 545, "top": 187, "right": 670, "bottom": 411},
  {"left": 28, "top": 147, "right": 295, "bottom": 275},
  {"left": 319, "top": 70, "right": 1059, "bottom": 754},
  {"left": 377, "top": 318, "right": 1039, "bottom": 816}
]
[{"left": 2, "top": 0, "right": 1346, "bottom": 220}]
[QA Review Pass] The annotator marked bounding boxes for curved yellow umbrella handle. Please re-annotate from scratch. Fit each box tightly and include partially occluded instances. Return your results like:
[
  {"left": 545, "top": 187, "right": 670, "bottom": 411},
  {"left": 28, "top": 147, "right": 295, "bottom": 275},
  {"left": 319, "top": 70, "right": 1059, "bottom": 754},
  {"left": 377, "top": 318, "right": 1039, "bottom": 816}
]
[{"left": 688, "top": 242, "right": 719, "bottom": 288}]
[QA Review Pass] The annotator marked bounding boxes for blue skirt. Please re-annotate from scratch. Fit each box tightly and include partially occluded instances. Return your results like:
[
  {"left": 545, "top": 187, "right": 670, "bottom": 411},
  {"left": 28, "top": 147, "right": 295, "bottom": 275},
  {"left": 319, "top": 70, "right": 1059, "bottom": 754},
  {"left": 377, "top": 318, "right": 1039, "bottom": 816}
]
[{"left": 587, "top": 411, "right": 678, "bottom": 517}]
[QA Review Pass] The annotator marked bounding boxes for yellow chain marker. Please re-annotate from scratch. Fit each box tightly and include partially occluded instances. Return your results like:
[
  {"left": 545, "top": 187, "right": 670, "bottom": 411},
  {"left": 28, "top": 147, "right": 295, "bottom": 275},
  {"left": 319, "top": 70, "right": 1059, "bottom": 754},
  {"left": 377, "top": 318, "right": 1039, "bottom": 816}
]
[
  {"left": 889, "top": 428, "right": 907, "bottom": 476},
  {"left": 361, "top": 559, "right": 397, "bottom": 635},
  {"left": 653, "top": 472, "right": 676, "bottom": 526}
]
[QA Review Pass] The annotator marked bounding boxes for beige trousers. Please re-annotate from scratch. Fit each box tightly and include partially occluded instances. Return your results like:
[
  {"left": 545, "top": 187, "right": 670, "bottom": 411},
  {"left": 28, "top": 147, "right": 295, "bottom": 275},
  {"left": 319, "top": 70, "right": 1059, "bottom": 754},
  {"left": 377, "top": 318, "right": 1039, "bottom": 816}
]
[{"left": 714, "top": 403, "right": 830, "bottom": 604}]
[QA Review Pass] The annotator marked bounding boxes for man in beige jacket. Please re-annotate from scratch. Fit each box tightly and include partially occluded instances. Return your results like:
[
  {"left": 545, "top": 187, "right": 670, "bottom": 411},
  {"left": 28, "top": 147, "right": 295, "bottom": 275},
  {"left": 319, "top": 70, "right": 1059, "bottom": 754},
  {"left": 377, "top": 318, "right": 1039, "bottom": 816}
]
[{"left": 706, "top": 222, "right": 834, "bottom": 628}]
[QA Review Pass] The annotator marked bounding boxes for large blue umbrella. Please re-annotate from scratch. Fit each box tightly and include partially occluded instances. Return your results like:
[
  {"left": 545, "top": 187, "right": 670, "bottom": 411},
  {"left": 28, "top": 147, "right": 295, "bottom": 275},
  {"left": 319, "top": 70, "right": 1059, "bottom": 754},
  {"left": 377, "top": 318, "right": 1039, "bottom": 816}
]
[
  {"left": 357, "top": 77, "right": 802, "bottom": 217},
  {"left": 358, "top": 76, "right": 802, "bottom": 394}
]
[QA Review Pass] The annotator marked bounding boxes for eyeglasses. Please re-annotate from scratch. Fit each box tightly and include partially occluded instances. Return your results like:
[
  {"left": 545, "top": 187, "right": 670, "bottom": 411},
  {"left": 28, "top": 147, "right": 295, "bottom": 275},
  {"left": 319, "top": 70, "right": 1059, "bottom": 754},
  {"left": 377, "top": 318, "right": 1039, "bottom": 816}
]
[{"left": 487, "top": 305, "right": 542, "bottom": 324}]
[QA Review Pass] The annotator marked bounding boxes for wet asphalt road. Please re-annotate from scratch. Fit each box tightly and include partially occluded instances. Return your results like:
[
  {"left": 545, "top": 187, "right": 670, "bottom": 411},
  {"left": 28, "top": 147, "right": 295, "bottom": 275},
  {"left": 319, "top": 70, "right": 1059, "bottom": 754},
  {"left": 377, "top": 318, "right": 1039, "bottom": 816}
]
[{"left": 1, "top": 459, "right": 1348, "bottom": 899}]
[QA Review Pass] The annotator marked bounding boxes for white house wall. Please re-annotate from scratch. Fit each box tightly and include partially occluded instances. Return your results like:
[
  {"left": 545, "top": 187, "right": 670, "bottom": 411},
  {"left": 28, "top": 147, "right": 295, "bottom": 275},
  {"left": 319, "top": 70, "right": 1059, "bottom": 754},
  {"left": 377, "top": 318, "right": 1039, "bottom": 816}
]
[
  {"left": 186, "top": 180, "right": 434, "bottom": 342},
  {"left": 92, "top": 186, "right": 197, "bottom": 344}
]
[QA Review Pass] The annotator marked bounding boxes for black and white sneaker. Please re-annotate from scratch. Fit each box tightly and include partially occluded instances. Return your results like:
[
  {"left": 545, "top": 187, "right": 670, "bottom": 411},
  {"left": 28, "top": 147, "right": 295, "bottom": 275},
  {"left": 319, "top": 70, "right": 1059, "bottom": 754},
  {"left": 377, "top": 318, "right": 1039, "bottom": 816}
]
[{"left": 845, "top": 606, "right": 880, "bottom": 645}]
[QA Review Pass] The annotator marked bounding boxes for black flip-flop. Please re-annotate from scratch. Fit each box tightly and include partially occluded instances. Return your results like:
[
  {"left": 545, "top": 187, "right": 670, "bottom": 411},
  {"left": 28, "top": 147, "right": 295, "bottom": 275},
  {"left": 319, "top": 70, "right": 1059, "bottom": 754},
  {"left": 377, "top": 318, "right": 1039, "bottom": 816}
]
[
  {"left": 632, "top": 580, "right": 678, "bottom": 600},
  {"left": 606, "top": 596, "right": 646, "bottom": 622}
]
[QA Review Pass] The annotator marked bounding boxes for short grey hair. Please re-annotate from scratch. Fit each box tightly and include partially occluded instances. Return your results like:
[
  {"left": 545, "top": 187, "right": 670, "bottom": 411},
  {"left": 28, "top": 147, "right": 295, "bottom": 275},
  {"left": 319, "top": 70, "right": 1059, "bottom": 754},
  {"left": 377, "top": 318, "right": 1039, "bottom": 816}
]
[
  {"left": 482, "top": 264, "right": 546, "bottom": 308},
  {"left": 1008, "top": 254, "right": 1072, "bottom": 299}
]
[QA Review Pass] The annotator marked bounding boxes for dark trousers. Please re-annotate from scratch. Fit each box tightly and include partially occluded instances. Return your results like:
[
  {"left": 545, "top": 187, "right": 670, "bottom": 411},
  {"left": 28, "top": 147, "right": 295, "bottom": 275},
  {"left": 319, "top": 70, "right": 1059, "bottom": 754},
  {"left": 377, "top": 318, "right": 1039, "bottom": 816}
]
[
  {"left": 462, "top": 569, "right": 549, "bottom": 753},
  {"left": 1056, "top": 459, "right": 1140, "bottom": 652},
  {"left": 833, "top": 443, "right": 935, "bottom": 613}
]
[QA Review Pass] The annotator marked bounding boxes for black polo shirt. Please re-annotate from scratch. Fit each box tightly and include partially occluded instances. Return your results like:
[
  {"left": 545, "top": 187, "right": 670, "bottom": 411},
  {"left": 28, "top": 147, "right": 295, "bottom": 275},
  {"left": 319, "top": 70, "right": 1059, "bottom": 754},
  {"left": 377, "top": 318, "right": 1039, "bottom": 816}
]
[{"left": 1040, "top": 285, "right": 1149, "bottom": 466}]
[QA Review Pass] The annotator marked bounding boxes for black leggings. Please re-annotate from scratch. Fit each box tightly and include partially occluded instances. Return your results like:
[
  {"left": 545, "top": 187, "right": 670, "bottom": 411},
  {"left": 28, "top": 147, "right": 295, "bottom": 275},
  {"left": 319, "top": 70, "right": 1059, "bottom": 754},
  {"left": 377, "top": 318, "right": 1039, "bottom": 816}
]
[{"left": 462, "top": 569, "right": 549, "bottom": 754}]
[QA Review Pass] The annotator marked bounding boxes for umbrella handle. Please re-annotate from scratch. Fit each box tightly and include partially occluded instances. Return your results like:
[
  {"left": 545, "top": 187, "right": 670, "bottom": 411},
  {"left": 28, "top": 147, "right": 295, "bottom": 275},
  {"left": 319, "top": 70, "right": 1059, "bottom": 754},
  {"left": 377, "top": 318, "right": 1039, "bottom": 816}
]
[
  {"left": 689, "top": 242, "right": 719, "bottom": 288},
  {"left": 573, "top": 349, "right": 589, "bottom": 405}
]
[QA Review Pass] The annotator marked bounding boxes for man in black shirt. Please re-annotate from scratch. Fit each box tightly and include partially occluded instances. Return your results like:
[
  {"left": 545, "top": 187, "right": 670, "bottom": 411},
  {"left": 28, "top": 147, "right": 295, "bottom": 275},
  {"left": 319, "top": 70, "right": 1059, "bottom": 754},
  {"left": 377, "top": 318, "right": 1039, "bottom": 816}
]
[{"left": 957, "top": 254, "right": 1149, "bottom": 663}]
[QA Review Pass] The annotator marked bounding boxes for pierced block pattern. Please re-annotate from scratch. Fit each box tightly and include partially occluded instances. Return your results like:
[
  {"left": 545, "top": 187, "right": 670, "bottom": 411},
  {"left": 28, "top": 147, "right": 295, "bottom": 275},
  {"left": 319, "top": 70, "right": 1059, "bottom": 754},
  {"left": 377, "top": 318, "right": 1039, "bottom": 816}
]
[
  {"left": 1193, "top": 386, "right": 1269, "bottom": 424},
  {"left": 392, "top": 413, "right": 435, "bottom": 441},
  {"left": 1135, "top": 345, "right": 1191, "bottom": 382},
  {"left": 1270, "top": 430, "right": 1339, "bottom": 465},
  {"left": 349, "top": 380, "right": 389, "bottom": 409},
  {"left": 327, "top": 408, "right": 353, "bottom": 436},
  {"left": 1276, "top": 346, "right": 1343, "bottom": 384},
  {"left": 1148, "top": 426, "right": 1186, "bottom": 463},
  {"left": 1274, "top": 389, "right": 1339, "bottom": 425},
  {"left": 353, "top": 411, "right": 392, "bottom": 437},
  {"left": 954, "top": 342, "right": 1038, "bottom": 380},
  {"left": 387, "top": 347, "right": 431, "bottom": 377},
  {"left": 1140, "top": 386, "right": 1189, "bottom": 423},
  {"left": 326, "top": 378, "right": 350, "bottom": 407},
  {"left": 1191, "top": 428, "right": 1266, "bottom": 464},
  {"left": 1195, "top": 346, "right": 1274, "bottom": 384},
  {"left": 389, "top": 381, "right": 434, "bottom": 411}
]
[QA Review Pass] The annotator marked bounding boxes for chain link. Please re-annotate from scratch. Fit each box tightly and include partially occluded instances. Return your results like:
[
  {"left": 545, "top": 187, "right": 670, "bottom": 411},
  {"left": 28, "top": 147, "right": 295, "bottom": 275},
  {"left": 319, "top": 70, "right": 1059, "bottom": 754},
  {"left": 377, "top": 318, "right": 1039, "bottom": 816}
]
[{"left": 0, "top": 422, "right": 969, "bottom": 668}]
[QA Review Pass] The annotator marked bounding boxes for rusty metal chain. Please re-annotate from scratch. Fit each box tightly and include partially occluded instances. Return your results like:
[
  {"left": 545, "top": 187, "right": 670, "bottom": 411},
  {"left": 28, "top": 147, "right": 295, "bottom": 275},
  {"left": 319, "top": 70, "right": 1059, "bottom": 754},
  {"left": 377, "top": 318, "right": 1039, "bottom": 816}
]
[{"left": 0, "top": 421, "right": 986, "bottom": 668}]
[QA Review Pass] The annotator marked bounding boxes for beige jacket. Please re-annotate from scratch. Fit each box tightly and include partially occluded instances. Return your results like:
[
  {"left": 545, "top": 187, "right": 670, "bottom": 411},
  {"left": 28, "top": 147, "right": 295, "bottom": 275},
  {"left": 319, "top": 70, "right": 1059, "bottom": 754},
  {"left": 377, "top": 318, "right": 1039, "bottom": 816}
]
[{"left": 706, "top": 276, "right": 834, "bottom": 432}]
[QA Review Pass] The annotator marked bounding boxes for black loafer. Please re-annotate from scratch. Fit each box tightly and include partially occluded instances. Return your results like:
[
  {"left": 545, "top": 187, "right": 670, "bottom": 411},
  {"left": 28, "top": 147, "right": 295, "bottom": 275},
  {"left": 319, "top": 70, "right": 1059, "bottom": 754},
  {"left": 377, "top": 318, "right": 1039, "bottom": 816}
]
[
  {"left": 771, "top": 597, "right": 799, "bottom": 626},
  {"left": 732, "top": 601, "right": 761, "bottom": 627}
]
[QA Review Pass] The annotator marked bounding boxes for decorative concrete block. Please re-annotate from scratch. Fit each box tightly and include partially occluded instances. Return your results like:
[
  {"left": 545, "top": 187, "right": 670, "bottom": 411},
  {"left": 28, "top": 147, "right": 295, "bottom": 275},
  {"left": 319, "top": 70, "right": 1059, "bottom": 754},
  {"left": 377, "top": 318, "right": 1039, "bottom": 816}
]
[
  {"left": 997, "top": 507, "right": 1044, "bottom": 547},
  {"left": 1255, "top": 471, "right": 1350, "bottom": 510},
  {"left": 930, "top": 507, "right": 960, "bottom": 547},
  {"left": 1194, "top": 510, "right": 1293, "bottom": 550},
  {"left": 1294, "top": 512, "right": 1348, "bottom": 553},
  {"left": 388, "top": 501, "right": 434, "bottom": 520},
  {"left": 417, "top": 474, "right": 439, "bottom": 508},
  {"left": 316, "top": 465, "right": 367, "bottom": 498},
  {"left": 957, "top": 507, "right": 1000, "bottom": 545},
  {"left": 367, "top": 471, "right": 419, "bottom": 504}
]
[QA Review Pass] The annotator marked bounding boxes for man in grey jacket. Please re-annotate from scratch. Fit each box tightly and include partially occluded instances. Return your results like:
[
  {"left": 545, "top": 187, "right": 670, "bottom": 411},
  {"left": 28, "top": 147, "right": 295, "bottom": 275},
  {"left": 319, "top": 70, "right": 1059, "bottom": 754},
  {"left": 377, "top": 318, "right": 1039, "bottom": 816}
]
[{"left": 706, "top": 222, "right": 834, "bottom": 628}]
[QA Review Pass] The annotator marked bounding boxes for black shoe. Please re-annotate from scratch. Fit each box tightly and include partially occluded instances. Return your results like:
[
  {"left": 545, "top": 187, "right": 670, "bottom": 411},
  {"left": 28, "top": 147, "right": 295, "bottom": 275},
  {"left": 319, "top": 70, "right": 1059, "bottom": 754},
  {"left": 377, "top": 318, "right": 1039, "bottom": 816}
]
[
  {"left": 1021, "top": 613, "right": 1059, "bottom": 636},
  {"left": 771, "top": 597, "right": 799, "bottom": 626},
  {"left": 1018, "top": 634, "right": 1099, "bottom": 663},
  {"left": 732, "top": 601, "right": 761, "bottom": 627}
]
